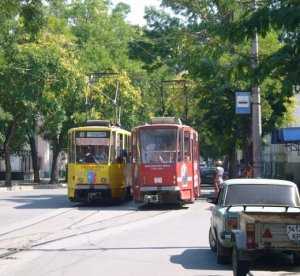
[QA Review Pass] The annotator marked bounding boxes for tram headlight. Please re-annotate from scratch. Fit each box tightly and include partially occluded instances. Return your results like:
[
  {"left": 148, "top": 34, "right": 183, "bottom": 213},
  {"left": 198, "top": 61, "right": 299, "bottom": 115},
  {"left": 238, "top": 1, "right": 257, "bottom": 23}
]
[{"left": 101, "top": 177, "right": 107, "bottom": 183}]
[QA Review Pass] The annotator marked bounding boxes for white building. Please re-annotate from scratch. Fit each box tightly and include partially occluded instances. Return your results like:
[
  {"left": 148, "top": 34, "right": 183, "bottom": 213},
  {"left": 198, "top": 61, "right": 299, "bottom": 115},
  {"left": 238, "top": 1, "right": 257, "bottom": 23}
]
[{"left": 0, "top": 134, "right": 52, "bottom": 181}]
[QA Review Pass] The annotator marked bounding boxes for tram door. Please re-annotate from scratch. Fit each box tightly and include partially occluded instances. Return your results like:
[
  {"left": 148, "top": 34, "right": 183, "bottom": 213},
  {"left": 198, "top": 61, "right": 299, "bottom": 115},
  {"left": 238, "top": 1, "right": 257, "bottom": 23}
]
[{"left": 192, "top": 132, "right": 200, "bottom": 197}]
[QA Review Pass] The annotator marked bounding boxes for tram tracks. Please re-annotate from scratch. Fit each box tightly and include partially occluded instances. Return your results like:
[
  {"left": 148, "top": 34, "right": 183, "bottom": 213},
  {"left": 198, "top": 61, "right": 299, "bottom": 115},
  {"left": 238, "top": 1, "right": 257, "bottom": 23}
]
[{"left": 0, "top": 205, "right": 176, "bottom": 260}]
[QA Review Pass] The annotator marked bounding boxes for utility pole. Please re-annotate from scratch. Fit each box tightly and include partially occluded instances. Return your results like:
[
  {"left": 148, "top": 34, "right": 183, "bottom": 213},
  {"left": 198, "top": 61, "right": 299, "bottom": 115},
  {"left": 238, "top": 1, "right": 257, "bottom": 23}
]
[{"left": 251, "top": 0, "right": 262, "bottom": 177}]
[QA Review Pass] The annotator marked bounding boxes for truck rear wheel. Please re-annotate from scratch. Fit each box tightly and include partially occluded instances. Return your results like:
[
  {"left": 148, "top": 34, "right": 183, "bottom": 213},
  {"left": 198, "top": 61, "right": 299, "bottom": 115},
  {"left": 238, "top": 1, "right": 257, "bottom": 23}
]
[
  {"left": 294, "top": 253, "right": 300, "bottom": 265},
  {"left": 232, "top": 247, "right": 249, "bottom": 276},
  {"left": 209, "top": 227, "right": 217, "bottom": 252}
]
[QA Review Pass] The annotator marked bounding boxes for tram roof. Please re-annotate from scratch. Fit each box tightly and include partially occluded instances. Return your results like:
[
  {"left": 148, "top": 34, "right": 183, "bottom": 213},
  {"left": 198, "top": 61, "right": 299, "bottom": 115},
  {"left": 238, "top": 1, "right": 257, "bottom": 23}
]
[
  {"left": 68, "top": 125, "right": 130, "bottom": 134},
  {"left": 133, "top": 123, "right": 196, "bottom": 131}
]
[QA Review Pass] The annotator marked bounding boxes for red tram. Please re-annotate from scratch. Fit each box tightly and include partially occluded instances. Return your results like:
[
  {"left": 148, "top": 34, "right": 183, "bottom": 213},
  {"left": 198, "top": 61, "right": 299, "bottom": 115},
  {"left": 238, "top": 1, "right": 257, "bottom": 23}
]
[{"left": 131, "top": 117, "right": 200, "bottom": 204}]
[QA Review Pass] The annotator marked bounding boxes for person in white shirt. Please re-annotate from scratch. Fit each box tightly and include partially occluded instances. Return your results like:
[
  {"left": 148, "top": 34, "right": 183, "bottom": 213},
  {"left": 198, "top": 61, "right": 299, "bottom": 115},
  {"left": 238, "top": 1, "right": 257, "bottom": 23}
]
[
  {"left": 215, "top": 160, "right": 224, "bottom": 185},
  {"left": 214, "top": 160, "right": 224, "bottom": 195}
]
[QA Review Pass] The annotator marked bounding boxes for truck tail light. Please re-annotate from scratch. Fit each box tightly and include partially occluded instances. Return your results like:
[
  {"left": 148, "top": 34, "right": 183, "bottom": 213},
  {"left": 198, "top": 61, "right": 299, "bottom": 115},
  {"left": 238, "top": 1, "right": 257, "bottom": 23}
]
[
  {"left": 225, "top": 217, "right": 238, "bottom": 230},
  {"left": 246, "top": 223, "right": 256, "bottom": 249}
]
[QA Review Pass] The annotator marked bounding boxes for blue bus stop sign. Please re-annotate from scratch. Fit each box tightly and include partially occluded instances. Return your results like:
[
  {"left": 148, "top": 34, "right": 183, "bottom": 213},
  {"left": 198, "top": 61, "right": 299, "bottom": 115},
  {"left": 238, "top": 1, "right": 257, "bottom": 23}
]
[{"left": 235, "top": 92, "right": 251, "bottom": 114}]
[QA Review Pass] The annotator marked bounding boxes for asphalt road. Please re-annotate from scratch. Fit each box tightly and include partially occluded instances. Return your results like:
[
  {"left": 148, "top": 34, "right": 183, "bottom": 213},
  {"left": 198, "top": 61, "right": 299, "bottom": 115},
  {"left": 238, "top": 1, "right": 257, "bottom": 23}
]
[{"left": 0, "top": 189, "right": 299, "bottom": 276}]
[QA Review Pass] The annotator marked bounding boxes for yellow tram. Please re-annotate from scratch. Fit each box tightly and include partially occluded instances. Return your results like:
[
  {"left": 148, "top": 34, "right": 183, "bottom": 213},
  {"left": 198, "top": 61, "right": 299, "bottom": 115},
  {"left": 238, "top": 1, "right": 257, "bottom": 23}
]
[{"left": 67, "top": 120, "right": 131, "bottom": 203}]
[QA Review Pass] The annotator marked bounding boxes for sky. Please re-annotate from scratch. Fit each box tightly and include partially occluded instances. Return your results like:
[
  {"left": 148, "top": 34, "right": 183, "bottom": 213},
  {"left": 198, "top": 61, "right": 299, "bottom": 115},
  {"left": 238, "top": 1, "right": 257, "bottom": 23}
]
[{"left": 111, "top": 0, "right": 162, "bottom": 26}]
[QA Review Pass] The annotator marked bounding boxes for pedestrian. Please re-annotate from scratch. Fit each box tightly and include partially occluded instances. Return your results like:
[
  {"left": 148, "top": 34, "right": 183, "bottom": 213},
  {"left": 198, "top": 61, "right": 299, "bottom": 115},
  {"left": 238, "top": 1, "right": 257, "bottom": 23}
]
[
  {"left": 214, "top": 160, "right": 224, "bottom": 196},
  {"left": 243, "top": 162, "right": 253, "bottom": 178}
]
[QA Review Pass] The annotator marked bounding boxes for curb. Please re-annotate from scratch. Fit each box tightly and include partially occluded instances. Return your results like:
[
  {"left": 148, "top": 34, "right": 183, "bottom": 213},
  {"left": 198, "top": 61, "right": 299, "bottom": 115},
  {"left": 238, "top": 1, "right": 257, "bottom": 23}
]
[{"left": 0, "top": 183, "right": 67, "bottom": 192}]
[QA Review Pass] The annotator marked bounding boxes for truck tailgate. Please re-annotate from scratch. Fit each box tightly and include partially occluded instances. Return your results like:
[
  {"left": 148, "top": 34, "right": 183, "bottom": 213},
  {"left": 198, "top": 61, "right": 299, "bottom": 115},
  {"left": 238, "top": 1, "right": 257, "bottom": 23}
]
[{"left": 242, "top": 212, "right": 300, "bottom": 250}]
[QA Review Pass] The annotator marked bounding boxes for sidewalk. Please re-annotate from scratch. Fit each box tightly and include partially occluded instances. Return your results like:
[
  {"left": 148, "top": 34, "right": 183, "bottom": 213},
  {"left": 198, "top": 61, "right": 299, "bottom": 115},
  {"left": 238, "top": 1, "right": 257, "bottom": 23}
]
[{"left": 0, "top": 179, "right": 67, "bottom": 192}]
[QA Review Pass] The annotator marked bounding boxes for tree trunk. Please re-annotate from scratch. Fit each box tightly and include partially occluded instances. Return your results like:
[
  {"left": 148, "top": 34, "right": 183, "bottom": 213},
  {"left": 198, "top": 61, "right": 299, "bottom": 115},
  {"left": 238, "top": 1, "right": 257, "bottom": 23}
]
[
  {"left": 228, "top": 146, "right": 237, "bottom": 178},
  {"left": 4, "top": 142, "right": 12, "bottom": 187},
  {"left": 49, "top": 142, "right": 60, "bottom": 184},
  {"left": 28, "top": 134, "right": 40, "bottom": 183},
  {"left": 4, "top": 122, "right": 17, "bottom": 187}
]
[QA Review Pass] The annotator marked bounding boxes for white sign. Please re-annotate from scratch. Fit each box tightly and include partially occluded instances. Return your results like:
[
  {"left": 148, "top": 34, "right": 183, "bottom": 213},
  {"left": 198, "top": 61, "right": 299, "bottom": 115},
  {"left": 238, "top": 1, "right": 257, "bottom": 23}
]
[{"left": 237, "top": 95, "right": 250, "bottom": 108}]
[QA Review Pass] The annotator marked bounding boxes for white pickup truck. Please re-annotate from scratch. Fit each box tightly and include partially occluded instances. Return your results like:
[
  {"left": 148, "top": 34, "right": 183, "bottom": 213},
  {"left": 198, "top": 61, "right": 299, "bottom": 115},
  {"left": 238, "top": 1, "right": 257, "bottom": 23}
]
[{"left": 208, "top": 179, "right": 300, "bottom": 276}]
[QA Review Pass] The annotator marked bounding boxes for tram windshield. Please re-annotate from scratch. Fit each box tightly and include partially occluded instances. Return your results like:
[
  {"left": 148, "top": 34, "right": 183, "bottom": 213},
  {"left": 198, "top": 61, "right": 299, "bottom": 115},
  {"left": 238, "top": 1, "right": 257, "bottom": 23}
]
[
  {"left": 75, "top": 131, "right": 110, "bottom": 164},
  {"left": 140, "top": 128, "right": 177, "bottom": 164}
]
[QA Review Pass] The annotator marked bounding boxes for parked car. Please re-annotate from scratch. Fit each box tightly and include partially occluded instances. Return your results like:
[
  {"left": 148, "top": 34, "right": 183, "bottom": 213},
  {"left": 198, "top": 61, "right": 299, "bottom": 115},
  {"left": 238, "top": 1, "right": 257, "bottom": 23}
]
[{"left": 208, "top": 178, "right": 300, "bottom": 276}]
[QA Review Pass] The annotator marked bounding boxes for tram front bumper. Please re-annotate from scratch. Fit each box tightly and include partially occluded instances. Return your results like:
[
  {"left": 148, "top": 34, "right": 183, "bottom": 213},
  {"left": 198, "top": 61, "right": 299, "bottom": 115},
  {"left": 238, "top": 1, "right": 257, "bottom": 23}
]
[
  {"left": 144, "top": 194, "right": 160, "bottom": 204},
  {"left": 74, "top": 184, "right": 111, "bottom": 202},
  {"left": 140, "top": 186, "right": 180, "bottom": 204}
]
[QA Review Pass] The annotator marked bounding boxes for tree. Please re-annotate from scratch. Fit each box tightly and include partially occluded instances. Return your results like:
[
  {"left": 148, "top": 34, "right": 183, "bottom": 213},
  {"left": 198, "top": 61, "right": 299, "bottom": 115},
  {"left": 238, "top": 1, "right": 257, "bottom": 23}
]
[
  {"left": 41, "top": 0, "right": 146, "bottom": 183},
  {"left": 230, "top": 0, "right": 300, "bottom": 88},
  {"left": 0, "top": 0, "right": 50, "bottom": 185},
  {"left": 129, "top": 1, "right": 295, "bottom": 175}
]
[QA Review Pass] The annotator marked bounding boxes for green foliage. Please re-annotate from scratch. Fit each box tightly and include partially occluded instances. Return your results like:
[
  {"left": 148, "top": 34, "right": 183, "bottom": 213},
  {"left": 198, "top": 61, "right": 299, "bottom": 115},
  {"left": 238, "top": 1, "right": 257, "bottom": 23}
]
[
  {"left": 230, "top": 0, "right": 300, "bottom": 88},
  {"left": 0, "top": 0, "right": 297, "bottom": 178},
  {"left": 0, "top": 0, "right": 147, "bottom": 182},
  {"left": 130, "top": 0, "right": 296, "bottom": 162}
]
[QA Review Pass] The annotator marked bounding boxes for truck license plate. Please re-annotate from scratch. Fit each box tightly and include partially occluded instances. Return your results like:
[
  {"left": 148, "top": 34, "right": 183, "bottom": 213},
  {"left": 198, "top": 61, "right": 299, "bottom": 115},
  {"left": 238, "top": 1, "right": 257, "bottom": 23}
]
[{"left": 287, "top": 225, "right": 300, "bottom": 241}]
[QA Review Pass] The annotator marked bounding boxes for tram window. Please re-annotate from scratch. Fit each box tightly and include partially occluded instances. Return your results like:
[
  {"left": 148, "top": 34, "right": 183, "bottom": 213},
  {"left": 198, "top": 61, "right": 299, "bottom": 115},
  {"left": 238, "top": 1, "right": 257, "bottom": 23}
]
[
  {"left": 68, "top": 133, "right": 72, "bottom": 163},
  {"left": 184, "top": 131, "right": 191, "bottom": 161},
  {"left": 74, "top": 130, "right": 110, "bottom": 164},
  {"left": 178, "top": 130, "right": 183, "bottom": 162},
  {"left": 75, "top": 145, "right": 109, "bottom": 164},
  {"left": 193, "top": 133, "right": 198, "bottom": 161},
  {"left": 140, "top": 128, "right": 177, "bottom": 164},
  {"left": 115, "top": 133, "right": 123, "bottom": 163},
  {"left": 123, "top": 135, "right": 130, "bottom": 163},
  {"left": 110, "top": 132, "right": 116, "bottom": 163},
  {"left": 132, "top": 132, "right": 137, "bottom": 163},
  {"left": 128, "top": 135, "right": 132, "bottom": 162},
  {"left": 70, "top": 132, "right": 76, "bottom": 163}
]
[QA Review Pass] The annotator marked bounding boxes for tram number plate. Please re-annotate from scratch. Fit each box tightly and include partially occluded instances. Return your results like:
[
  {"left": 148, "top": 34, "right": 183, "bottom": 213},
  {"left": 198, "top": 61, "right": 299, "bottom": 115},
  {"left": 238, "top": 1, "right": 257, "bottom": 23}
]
[
  {"left": 287, "top": 225, "right": 300, "bottom": 241},
  {"left": 154, "top": 177, "right": 162, "bottom": 184}
]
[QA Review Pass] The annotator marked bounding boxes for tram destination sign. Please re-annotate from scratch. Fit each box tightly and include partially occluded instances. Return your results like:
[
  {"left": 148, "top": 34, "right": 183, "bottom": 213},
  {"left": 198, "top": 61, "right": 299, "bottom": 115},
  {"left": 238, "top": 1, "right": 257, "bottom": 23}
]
[
  {"left": 76, "top": 138, "right": 110, "bottom": 146},
  {"left": 235, "top": 92, "right": 251, "bottom": 114}
]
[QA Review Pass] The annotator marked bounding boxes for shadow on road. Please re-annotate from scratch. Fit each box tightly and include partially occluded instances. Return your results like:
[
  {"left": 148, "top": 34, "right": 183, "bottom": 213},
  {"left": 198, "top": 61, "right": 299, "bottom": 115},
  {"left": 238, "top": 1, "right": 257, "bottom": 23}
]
[
  {"left": 24, "top": 245, "right": 205, "bottom": 252},
  {"left": 1, "top": 191, "right": 197, "bottom": 212},
  {"left": 1, "top": 194, "right": 140, "bottom": 211},
  {"left": 138, "top": 203, "right": 188, "bottom": 211},
  {"left": 0, "top": 194, "right": 72, "bottom": 209},
  {"left": 170, "top": 248, "right": 231, "bottom": 271},
  {"left": 249, "top": 255, "right": 300, "bottom": 275},
  {"left": 171, "top": 249, "right": 300, "bottom": 274}
]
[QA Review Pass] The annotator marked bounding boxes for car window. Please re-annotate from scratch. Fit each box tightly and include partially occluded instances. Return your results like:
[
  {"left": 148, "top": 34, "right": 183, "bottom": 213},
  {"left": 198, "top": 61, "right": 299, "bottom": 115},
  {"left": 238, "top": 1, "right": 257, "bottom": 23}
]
[{"left": 225, "top": 184, "right": 300, "bottom": 207}]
